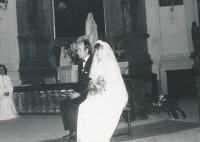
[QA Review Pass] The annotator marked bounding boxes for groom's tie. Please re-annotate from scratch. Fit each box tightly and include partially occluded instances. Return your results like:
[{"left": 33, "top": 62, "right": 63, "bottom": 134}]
[{"left": 82, "top": 59, "right": 85, "bottom": 70}]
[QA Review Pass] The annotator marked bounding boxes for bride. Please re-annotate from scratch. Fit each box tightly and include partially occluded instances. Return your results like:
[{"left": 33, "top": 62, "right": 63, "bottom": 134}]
[
  {"left": 0, "top": 64, "right": 19, "bottom": 121},
  {"left": 77, "top": 40, "right": 128, "bottom": 142}
]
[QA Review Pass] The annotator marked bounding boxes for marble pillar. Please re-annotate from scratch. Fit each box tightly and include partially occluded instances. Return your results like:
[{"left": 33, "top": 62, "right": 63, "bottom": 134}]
[
  {"left": 115, "top": 0, "right": 152, "bottom": 76},
  {"left": 16, "top": 0, "right": 54, "bottom": 85}
]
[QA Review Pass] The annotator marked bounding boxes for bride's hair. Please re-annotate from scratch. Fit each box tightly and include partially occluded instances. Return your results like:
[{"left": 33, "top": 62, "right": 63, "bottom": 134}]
[
  {"left": 94, "top": 43, "right": 101, "bottom": 50},
  {"left": 0, "top": 64, "right": 7, "bottom": 75}
]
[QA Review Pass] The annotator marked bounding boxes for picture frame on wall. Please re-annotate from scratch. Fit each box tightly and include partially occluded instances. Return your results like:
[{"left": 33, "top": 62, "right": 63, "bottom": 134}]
[
  {"left": 52, "top": 0, "right": 106, "bottom": 39},
  {"left": 159, "top": 0, "right": 183, "bottom": 7}
]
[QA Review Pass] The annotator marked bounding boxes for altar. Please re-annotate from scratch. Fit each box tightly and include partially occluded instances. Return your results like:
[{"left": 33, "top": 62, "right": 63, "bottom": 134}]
[
  {"left": 57, "top": 65, "right": 78, "bottom": 83},
  {"left": 57, "top": 61, "right": 129, "bottom": 83}
]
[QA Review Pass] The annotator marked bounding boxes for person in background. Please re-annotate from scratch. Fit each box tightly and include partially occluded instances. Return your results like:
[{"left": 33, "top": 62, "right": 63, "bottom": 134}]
[
  {"left": 60, "top": 40, "right": 93, "bottom": 141},
  {"left": 192, "top": 55, "right": 200, "bottom": 76},
  {"left": 0, "top": 64, "right": 19, "bottom": 121},
  {"left": 192, "top": 55, "right": 200, "bottom": 69}
]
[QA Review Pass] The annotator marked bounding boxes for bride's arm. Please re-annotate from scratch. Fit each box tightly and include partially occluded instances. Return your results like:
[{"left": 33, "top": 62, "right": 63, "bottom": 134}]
[
  {"left": 0, "top": 76, "right": 13, "bottom": 96},
  {"left": 4, "top": 76, "right": 13, "bottom": 95}
]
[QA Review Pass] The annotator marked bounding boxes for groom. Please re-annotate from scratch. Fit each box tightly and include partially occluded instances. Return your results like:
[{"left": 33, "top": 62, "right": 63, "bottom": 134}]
[{"left": 60, "top": 40, "right": 93, "bottom": 140}]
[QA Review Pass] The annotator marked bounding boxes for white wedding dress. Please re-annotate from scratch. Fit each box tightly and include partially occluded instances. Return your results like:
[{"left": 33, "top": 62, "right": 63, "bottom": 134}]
[
  {"left": 0, "top": 75, "right": 19, "bottom": 121},
  {"left": 77, "top": 40, "right": 128, "bottom": 142}
]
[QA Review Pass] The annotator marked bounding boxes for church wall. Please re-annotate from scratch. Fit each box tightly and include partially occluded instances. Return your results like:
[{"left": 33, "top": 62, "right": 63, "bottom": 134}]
[
  {"left": 0, "top": 0, "right": 21, "bottom": 86},
  {"left": 0, "top": 4, "right": 12, "bottom": 64},
  {"left": 145, "top": 0, "right": 197, "bottom": 94},
  {"left": 159, "top": 6, "right": 188, "bottom": 54}
]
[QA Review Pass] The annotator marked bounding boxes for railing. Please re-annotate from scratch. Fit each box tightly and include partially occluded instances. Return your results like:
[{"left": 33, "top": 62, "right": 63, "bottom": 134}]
[
  {"left": 13, "top": 75, "right": 151, "bottom": 118},
  {"left": 13, "top": 83, "right": 79, "bottom": 115}
]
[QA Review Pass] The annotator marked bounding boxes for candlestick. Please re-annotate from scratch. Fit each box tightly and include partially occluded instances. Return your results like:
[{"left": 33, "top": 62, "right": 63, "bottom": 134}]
[{"left": 172, "top": 0, "right": 173, "bottom": 6}]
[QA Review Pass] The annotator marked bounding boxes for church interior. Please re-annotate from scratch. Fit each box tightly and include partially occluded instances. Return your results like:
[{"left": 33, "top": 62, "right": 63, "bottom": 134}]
[{"left": 1, "top": 0, "right": 200, "bottom": 141}]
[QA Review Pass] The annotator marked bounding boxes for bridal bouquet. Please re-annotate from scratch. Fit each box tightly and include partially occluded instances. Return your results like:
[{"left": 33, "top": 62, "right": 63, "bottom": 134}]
[{"left": 88, "top": 76, "right": 106, "bottom": 95}]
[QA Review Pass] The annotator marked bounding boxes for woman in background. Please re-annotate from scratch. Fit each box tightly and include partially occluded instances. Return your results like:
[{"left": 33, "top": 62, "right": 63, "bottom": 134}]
[
  {"left": 0, "top": 64, "right": 19, "bottom": 120},
  {"left": 77, "top": 40, "right": 128, "bottom": 142}
]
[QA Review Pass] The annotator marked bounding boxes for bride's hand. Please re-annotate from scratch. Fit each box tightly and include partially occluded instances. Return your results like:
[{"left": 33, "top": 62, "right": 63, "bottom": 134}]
[{"left": 87, "top": 92, "right": 96, "bottom": 98}]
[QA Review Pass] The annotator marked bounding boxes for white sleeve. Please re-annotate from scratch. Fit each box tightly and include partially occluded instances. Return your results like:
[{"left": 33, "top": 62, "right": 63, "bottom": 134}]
[{"left": 4, "top": 76, "right": 13, "bottom": 94}]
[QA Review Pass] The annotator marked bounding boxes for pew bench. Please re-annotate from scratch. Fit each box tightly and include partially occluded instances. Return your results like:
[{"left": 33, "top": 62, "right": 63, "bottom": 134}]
[{"left": 112, "top": 103, "right": 133, "bottom": 140}]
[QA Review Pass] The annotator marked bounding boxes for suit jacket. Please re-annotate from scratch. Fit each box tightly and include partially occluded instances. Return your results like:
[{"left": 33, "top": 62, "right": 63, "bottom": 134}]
[{"left": 71, "top": 55, "right": 93, "bottom": 104}]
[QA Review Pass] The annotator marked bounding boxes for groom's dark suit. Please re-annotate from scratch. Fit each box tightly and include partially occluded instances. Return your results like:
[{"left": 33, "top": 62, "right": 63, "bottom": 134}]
[{"left": 60, "top": 55, "right": 93, "bottom": 132}]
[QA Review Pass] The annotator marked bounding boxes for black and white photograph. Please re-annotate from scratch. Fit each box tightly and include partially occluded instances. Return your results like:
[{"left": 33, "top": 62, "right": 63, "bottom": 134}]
[{"left": 0, "top": 0, "right": 200, "bottom": 142}]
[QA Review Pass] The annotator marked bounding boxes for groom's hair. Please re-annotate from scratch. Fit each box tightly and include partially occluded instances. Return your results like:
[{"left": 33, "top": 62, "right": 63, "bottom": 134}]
[{"left": 83, "top": 40, "right": 92, "bottom": 56}]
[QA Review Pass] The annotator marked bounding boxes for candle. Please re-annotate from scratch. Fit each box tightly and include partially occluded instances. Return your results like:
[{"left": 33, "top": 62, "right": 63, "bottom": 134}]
[
  {"left": 172, "top": 0, "right": 173, "bottom": 6},
  {"left": 5, "top": 0, "right": 7, "bottom": 4},
  {"left": 113, "top": 46, "right": 114, "bottom": 51}
]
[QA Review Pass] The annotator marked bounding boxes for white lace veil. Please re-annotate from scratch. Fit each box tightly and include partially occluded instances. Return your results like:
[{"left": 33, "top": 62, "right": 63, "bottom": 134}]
[{"left": 89, "top": 40, "right": 128, "bottom": 107}]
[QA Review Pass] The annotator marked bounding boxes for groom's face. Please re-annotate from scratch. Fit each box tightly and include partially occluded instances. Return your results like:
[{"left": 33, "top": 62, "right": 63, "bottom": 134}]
[{"left": 77, "top": 42, "right": 89, "bottom": 59}]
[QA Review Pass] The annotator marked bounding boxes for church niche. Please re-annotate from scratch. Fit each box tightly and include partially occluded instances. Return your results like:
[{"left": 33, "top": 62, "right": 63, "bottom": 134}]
[{"left": 52, "top": 0, "right": 106, "bottom": 39}]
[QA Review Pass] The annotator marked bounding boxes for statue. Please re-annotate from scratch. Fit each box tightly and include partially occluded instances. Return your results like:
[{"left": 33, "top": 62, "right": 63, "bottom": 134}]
[
  {"left": 121, "top": 0, "right": 133, "bottom": 30},
  {"left": 24, "top": 0, "right": 38, "bottom": 35},
  {"left": 85, "top": 13, "right": 98, "bottom": 51},
  {"left": 191, "top": 21, "right": 198, "bottom": 53}
]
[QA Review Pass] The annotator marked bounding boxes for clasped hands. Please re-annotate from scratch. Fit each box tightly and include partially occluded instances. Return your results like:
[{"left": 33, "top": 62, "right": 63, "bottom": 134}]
[
  {"left": 70, "top": 92, "right": 80, "bottom": 99},
  {"left": 4, "top": 92, "right": 9, "bottom": 96}
]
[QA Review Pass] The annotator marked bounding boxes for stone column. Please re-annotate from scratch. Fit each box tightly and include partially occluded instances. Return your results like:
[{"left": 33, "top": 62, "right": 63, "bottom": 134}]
[
  {"left": 16, "top": 0, "right": 54, "bottom": 85},
  {"left": 195, "top": 76, "right": 200, "bottom": 122},
  {"left": 115, "top": 0, "right": 152, "bottom": 76}
]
